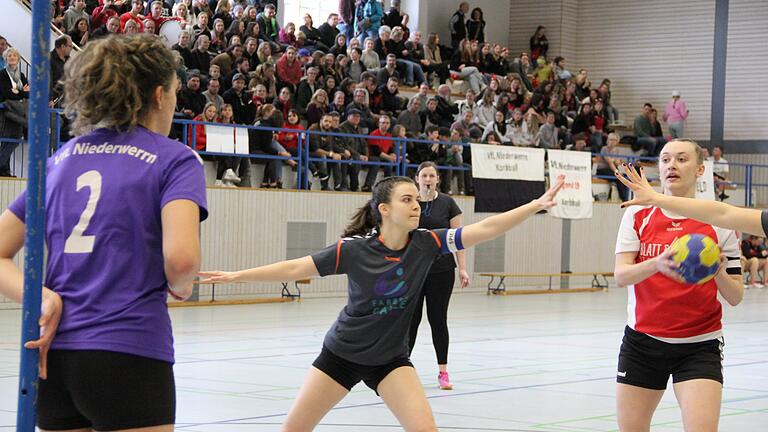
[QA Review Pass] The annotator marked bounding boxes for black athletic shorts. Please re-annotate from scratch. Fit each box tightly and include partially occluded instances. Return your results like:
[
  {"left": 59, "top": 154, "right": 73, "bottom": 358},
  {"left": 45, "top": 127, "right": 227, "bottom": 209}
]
[
  {"left": 312, "top": 345, "right": 413, "bottom": 394},
  {"left": 37, "top": 350, "right": 175, "bottom": 431},
  {"left": 617, "top": 326, "right": 724, "bottom": 390}
]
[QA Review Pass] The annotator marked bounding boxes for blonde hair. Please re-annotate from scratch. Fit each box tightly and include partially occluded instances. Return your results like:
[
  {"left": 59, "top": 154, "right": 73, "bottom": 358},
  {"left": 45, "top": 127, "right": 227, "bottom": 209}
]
[
  {"left": 63, "top": 34, "right": 177, "bottom": 136},
  {"left": 2, "top": 47, "right": 20, "bottom": 62},
  {"left": 664, "top": 138, "right": 705, "bottom": 164}
]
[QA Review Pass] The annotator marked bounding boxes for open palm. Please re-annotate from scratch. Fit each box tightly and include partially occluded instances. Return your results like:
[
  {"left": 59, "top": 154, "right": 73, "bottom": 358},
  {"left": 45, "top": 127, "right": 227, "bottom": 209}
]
[{"left": 615, "top": 163, "right": 660, "bottom": 207}]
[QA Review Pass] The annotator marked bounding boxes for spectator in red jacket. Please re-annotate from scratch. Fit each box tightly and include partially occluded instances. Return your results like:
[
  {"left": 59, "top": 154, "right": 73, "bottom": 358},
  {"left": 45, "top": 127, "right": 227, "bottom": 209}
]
[
  {"left": 363, "top": 115, "right": 396, "bottom": 191},
  {"left": 276, "top": 46, "right": 303, "bottom": 92},
  {"left": 190, "top": 102, "right": 219, "bottom": 151}
]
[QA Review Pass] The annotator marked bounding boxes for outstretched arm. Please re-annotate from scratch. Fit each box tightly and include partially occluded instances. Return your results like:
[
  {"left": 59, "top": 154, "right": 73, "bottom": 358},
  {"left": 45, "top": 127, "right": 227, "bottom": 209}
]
[
  {"left": 199, "top": 256, "right": 319, "bottom": 284},
  {"left": 460, "top": 178, "right": 564, "bottom": 249},
  {"left": 616, "top": 164, "right": 765, "bottom": 236}
]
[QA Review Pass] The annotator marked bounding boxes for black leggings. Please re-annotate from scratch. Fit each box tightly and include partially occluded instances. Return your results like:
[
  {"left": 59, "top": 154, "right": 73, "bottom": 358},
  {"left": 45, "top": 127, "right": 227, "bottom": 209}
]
[{"left": 408, "top": 269, "right": 455, "bottom": 365}]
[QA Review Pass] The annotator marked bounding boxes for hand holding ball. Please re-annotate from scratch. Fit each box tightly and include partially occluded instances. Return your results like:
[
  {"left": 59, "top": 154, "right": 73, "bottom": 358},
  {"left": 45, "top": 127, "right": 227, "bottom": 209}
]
[{"left": 668, "top": 234, "right": 721, "bottom": 284}]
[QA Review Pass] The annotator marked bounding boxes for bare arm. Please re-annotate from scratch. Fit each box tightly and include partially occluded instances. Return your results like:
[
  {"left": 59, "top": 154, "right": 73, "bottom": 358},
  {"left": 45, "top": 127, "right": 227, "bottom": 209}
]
[
  {"left": 715, "top": 261, "right": 744, "bottom": 306},
  {"left": 617, "top": 164, "right": 765, "bottom": 236},
  {"left": 200, "top": 255, "right": 319, "bottom": 284},
  {"left": 162, "top": 200, "right": 202, "bottom": 300},
  {"left": 460, "top": 179, "right": 563, "bottom": 249},
  {"left": 450, "top": 214, "right": 470, "bottom": 288}
]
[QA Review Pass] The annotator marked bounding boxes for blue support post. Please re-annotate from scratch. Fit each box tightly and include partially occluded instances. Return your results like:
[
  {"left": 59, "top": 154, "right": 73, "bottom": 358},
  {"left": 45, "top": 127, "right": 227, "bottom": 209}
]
[
  {"left": 296, "top": 131, "right": 303, "bottom": 189},
  {"left": 303, "top": 131, "right": 310, "bottom": 190},
  {"left": 18, "top": 0, "right": 52, "bottom": 430}
]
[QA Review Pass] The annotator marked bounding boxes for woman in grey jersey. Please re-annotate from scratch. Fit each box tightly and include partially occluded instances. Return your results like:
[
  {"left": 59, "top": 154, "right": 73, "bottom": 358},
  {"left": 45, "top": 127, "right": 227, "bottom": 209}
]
[{"left": 201, "top": 176, "right": 563, "bottom": 431}]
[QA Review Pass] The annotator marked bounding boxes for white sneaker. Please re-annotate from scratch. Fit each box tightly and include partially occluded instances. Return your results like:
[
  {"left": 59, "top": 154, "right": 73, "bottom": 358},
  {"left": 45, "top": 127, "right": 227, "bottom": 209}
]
[
  {"left": 749, "top": 283, "right": 763, "bottom": 290},
  {"left": 214, "top": 179, "right": 224, "bottom": 187},
  {"left": 222, "top": 180, "right": 237, "bottom": 188},
  {"left": 223, "top": 169, "right": 241, "bottom": 184}
]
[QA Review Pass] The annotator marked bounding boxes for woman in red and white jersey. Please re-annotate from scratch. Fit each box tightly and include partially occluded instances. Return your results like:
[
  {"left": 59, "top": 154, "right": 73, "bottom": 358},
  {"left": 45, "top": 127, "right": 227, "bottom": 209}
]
[{"left": 613, "top": 139, "right": 744, "bottom": 432}]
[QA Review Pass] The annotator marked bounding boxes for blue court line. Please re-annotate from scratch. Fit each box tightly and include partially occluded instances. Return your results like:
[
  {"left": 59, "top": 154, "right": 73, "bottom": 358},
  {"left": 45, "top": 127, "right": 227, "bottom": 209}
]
[{"left": 174, "top": 375, "right": 615, "bottom": 429}]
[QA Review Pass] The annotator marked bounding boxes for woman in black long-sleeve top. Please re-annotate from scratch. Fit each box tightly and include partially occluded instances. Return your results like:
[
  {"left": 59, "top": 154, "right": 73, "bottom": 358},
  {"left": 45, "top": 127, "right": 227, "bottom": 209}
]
[{"left": 0, "top": 48, "right": 29, "bottom": 177}]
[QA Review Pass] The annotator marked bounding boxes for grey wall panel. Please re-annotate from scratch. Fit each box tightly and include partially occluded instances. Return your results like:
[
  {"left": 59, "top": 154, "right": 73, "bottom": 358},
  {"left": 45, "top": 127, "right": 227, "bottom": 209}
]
[
  {"left": 723, "top": 0, "right": 768, "bottom": 140},
  {"left": 575, "top": 0, "right": 715, "bottom": 141}
]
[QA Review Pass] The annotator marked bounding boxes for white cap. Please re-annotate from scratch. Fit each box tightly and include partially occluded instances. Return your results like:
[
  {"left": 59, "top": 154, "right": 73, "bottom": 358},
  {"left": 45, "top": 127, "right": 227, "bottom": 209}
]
[{"left": 671, "top": 90, "right": 681, "bottom": 97}]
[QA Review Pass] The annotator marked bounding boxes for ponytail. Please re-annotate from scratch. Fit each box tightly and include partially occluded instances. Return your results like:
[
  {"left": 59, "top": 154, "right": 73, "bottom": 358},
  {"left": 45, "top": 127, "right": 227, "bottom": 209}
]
[
  {"left": 342, "top": 176, "right": 416, "bottom": 238},
  {"left": 343, "top": 199, "right": 379, "bottom": 237}
]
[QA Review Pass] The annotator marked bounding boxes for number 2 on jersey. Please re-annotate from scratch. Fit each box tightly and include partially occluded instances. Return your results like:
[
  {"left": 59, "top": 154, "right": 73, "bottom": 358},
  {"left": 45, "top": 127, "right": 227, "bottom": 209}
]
[{"left": 64, "top": 170, "right": 102, "bottom": 254}]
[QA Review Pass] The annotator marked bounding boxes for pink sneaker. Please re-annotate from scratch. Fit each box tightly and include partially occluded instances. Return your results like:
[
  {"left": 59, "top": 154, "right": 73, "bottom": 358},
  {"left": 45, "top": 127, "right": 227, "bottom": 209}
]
[{"left": 438, "top": 371, "right": 453, "bottom": 390}]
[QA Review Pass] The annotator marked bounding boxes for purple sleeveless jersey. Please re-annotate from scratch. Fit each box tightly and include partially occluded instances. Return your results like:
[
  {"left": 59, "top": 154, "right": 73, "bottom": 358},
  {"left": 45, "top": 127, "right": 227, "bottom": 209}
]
[{"left": 8, "top": 127, "right": 208, "bottom": 363}]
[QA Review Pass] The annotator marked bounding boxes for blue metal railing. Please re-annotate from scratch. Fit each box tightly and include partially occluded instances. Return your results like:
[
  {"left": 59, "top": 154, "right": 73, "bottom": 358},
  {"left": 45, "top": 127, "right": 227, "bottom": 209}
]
[{"left": 2, "top": 111, "right": 766, "bottom": 207}]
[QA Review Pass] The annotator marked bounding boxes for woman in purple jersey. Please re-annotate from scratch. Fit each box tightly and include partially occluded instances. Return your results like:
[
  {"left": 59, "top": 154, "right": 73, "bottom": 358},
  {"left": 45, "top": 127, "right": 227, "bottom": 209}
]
[
  {"left": 200, "top": 176, "right": 563, "bottom": 431},
  {"left": 0, "top": 34, "right": 207, "bottom": 431}
]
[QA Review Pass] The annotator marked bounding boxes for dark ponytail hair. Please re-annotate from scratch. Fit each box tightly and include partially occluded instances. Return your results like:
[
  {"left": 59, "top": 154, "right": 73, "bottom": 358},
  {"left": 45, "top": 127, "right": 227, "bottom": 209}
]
[
  {"left": 416, "top": 161, "right": 439, "bottom": 178},
  {"left": 343, "top": 176, "right": 416, "bottom": 237}
]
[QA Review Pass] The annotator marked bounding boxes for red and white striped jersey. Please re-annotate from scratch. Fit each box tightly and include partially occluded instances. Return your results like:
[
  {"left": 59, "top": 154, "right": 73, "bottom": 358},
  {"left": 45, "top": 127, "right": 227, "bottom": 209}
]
[{"left": 615, "top": 206, "right": 741, "bottom": 343}]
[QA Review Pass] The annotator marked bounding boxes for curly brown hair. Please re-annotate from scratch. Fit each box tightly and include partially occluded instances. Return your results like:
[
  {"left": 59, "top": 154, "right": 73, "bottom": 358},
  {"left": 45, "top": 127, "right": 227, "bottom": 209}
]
[{"left": 63, "top": 34, "right": 178, "bottom": 136}]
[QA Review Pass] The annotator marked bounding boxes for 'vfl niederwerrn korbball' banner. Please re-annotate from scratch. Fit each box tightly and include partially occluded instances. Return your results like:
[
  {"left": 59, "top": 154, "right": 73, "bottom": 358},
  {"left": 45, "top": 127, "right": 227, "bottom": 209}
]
[
  {"left": 547, "top": 149, "right": 593, "bottom": 219},
  {"left": 471, "top": 144, "right": 546, "bottom": 212}
]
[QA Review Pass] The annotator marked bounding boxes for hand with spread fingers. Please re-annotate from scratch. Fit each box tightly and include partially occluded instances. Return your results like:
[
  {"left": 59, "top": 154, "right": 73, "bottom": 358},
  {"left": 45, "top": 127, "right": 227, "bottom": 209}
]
[
  {"left": 535, "top": 176, "right": 565, "bottom": 210},
  {"left": 615, "top": 163, "right": 661, "bottom": 208}
]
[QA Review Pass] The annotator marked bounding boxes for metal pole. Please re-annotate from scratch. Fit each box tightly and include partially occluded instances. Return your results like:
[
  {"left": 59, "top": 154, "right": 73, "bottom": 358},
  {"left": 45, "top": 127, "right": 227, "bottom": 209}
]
[{"left": 18, "top": 0, "right": 51, "bottom": 429}]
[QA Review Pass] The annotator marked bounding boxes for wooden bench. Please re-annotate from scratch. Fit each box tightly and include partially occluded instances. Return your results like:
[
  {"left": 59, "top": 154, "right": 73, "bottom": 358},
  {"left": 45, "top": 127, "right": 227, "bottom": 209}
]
[
  {"left": 281, "top": 279, "right": 311, "bottom": 299},
  {"left": 479, "top": 272, "right": 613, "bottom": 295}
]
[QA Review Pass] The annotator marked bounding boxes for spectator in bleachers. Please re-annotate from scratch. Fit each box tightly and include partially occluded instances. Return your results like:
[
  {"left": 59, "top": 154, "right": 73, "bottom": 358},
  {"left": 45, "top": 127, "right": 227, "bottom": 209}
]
[
  {"left": 248, "top": 104, "right": 289, "bottom": 188},
  {"left": 0, "top": 47, "right": 29, "bottom": 177},
  {"left": 355, "top": 0, "right": 383, "bottom": 45},
  {"left": 308, "top": 112, "right": 341, "bottom": 190},
  {"left": 450, "top": 39, "right": 487, "bottom": 95},
  {"left": 250, "top": 84, "right": 268, "bottom": 112},
  {"left": 329, "top": 90, "right": 347, "bottom": 114},
  {"left": 398, "top": 97, "right": 423, "bottom": 136},
  {"left": 361, "top": 37, "right": 381, "bottom": 71},
  {"left": 277, "top": 108, "right": 304, "bottom": 165},
  {"left": 256, "top": 4, "right": 282, "bottom": 52},
  {"left": 276, "top": 46, "right": 303, "bottom": 92},
  {"left": 144, "top": 0, "right": 172, "bottom": 34},
  {"left": 530, "top": 26, "right": 549, "bottom": 62},
  {"left": 223, "top": 72, "right": 254, "bottom": 124},
  {"left": 320, "top": 53, "right": 341, "bottom": 83},
  {"left": 306, "top": 89, "right": 330, "bottom": 128},
  {"left": 186, "top": 35, "right": 210, "bottom": 73},
  {"left": 741, "top": 235, "right": 767, "bottom": 288},
  {"left": 243, "top": 6, "right": 258, "bottom": 27},
  {"left": 420, "top": 96, "right": 443, "bottom": 130},
  {"left": 565, "top": 133, "right": 591, "bottom": 153},
  {"left": 345, "top": 87, "right": 377, "bottom": 132},
  {"left": 189, "top": 102, "right": 217, "bottom": 151},
  {"left": 419, "top": 33, "right": 450, "bottom": 87},
  {"left": 363, "top": 115, "right": 396, "bottom": 190},
  {"left": 377, "top": 77, "right": 402, "bottom": 117},
  {"left": 329, "top": 34, "right": 348, "bottom": 57},
  {"left": 663, "top": 90, "right": 689, "bottom": 138},
  {"left": 633, "top": 102, "right": 665, "bottom": 155},
  {"left": 535, "top": 110, "right": 558, "bottom": 149},
  {"left": 318, "top": 13, "right": 341, "bottom": 51},
  {"left": 451, "top": 110, "right": 477, "bottom": 140},
  {"left": 202, "top": 78, "right": 224, "bottom": 112},
  {"left": 279, "top": 22, "right": 298, "bottom": 47},
  {"left": 178, "top": 71, "right": 207, "bottom": 118},
  {"left": 338, "top": 108, "right": 367, "bottom": 191},
  {"left": 123, "top": 18, "right": 140, "bottom": 34},
  {"left": 346, "top": 47, "right": 365, "bottom": 82},
  {"left": 274, "top": 85, "right": 293, "bottom": 119},
  {"left": 571, "top": 101, "right": 597, "bottom": 150},
  {"left": 225, "top": 19, "right": 245, "bottom": 44},
  {"left": 411, "top": 82, "right": 430, "bottom": 109},
  {"left": 50, "top": 35, "right": 73, "bottom": 107},
  {"left": 209, "top": 18, "right": 227, "bottom": 52},
  {"left": 295, "top": 66, "right": 320, "bottom": 114},
  {"left": 574, "top": 68, "right": 590, "bottom": 101},
  {"left": 467, "top": 7, "right": 486, "bottom": 44},
  {"left": 142, "top": 18, "right": 155, "bottom": 35},
  {"left": 475, "top": 89, "right": 496, "bottom": 129},
  {"left": 649, "top": 108, "right": 664, "bottom": 138},
  {"left": 595, "top": 132, "right": 629, "bottom": 201},
  {"left": 172, "top": 30, "right": 194, "bottom": 66},
  {"left": 376, "top": 54, "right": 400, "bottom": 85},
  {"left": 436, "top": 84, "right": 460, "bottom": 121},
  {"left": 300, "top": 13, "right": 328, "bottom": 52},
  {"left": 67, "top": 18, "right": 91, "bottom": 47},
  {"left": 212, "top": 0, "right": 232, "bottom": 30},
  {"left": 484, "top": 131, "right": 501, "bottom": 144},
  {"left": 173, "top": 2, "right": 193, "bottom": 27},
  {"left": 596, "top": 79, "right": 617, "bottom": 122},
  {"left": 456, "top": 89, "right": 478, "bottom": 120},
  {"left": 338, "top": 0, "right": 356, "bottom": 42},
  {"left": 509, "top": 108, "right": 534, "bottom": 147},
  {"left": 240, "top": 37, "right": 260, "bottom": 71},
  {"left": 256, "top": 41, "right": 274, "bottom": 66},
  {"left": 708, "top": 145, "right": 731, "bottom": 201},
  {"left": 92, "top": 16, "right": 121, "bottom": 39},
  {"left": 92, "top": 0, "right": 119, "bottom": 30},
  {"left": 482, "top": 111, "right": 513, "bottom": 144},
  {"left": 211, "top": 44, "right": 241, "bottom": 77},
  {"left": 449, "top": 2, "right": 468, "bottom": 52},
  {"left": 0, "top": 37, "right": 6, "bottom": 71},
  {"left": 224, "top": 57, "right": 251, "bottom": 92},
  {"left": 382, "top": 0, "right": 406, "bottom": 32},
  {"left": 192, "top": 11, "right": 211, "bottom": 41},
  {"left": 64, "top": 0, "right": 91, "bottom": 33},
  {"left": 391, "top": 26, "right": 426, "bottom": 87}
]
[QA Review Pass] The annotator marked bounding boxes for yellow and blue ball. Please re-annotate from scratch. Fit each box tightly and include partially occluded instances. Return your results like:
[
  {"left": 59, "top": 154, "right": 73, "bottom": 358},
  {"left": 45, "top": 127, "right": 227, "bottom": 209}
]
[{"left": 669, "top": 234, "right": 721, "bottom": 284}]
